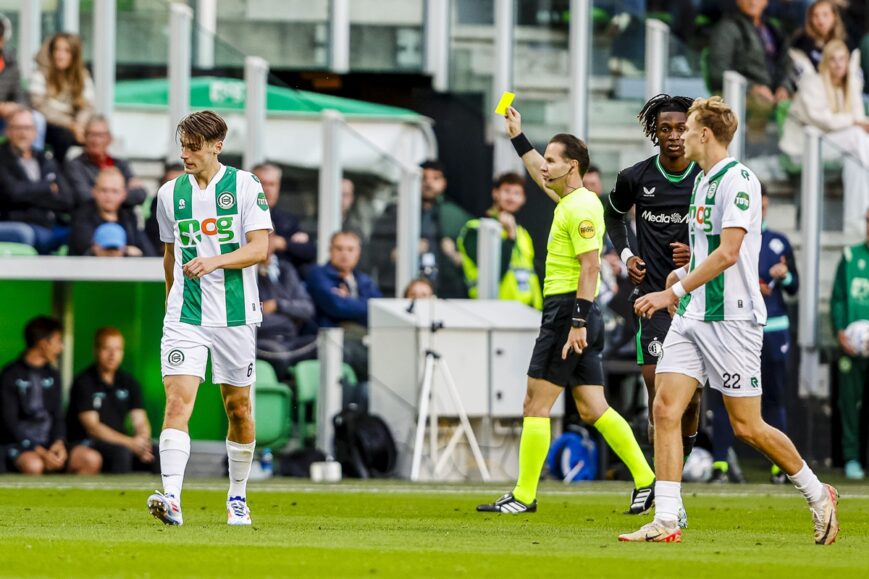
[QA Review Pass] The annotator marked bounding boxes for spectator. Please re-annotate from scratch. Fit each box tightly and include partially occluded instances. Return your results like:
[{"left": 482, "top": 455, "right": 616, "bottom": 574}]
[
  {"left": 708, "top": 0, "right": 793, "bottom": 139},
  {"left": 0, "top": 316, "right": 101, "bottom": 475},
  {"left": 64, "top": 115, "right": 148, "bottom": 208},
  {"left": 789, "top": 1, "right": 850, "bottom": 76},
  {"left": 144, "top": 163, "right": 184, "bottom": 252},
  {"left": 341, "top": 177, "right": 372, "bottom": 241},
  {"left": 0, "top": 16, "right": 27, "bottom": 128},
  {"left": 307, "top": 230, "right": 383, "bottom": 379},
  {"left": 29, "top": 33, "right": 94, "bottom": 162},
  {"left": 456, "top": 172, "right": 542, "bottom": 309},
  {"left": 370, "top": 160, "right": 471, "bottom": 297},
  {"left": 90, "top": 222, "right": 129, "bottom": 257},
  {"left": 404, "top": 277, "right": 435, "bottom": 299},
  {"left": 780, "top": 39, "right": 869, "bottom": 237},
  {"left": 830, "top": 208, "right": 869, "bottom": 480},
  {"left": 68, "top": 167, "right": 153, "bottom": 256},
  {"left": 256, "top": 235, "right": 318, "bottom": 380},
  {"left": 66, "top": 327, "right": 158, "bottom": 474},
  {"left": 583, "top": 165, "right": 604, "bottom": 196},
  {"left": 252, "top": 162, "right": 316, "bottom": 273},
  {"left": 0, "top": 107, "right": 73, "bottom": 254}
]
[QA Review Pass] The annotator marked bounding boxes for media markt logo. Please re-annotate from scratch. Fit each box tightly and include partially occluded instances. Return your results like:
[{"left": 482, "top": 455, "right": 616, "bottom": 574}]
[
  {"left": 217, "top": 192, "right": 235, "bottom": 210},
  {"left": 735, "top": 191, "right": 750, "bottom": 211},
  {"left": 167, "top": 349, "right": 185, "bottom": 367}
]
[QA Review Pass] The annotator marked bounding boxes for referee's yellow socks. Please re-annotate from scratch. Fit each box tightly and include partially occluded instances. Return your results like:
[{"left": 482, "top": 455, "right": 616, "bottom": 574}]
[
  {"left": 512, "top": 417, "right": 550, "bottom": 505},
  {"left": 594, "top": 408, "right": 655, "bottom": 489}
]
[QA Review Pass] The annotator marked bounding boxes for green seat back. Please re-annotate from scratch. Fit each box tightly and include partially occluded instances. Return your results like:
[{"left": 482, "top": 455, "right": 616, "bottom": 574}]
[
  {"left": 0, "top": 242, "right": 38, "bottom": 256},
  {"left": 254, "top": 381, "right": 291, "bottom": 450},
  {"left": 256, "top": 359, "right": 279, "bottom": 385}
]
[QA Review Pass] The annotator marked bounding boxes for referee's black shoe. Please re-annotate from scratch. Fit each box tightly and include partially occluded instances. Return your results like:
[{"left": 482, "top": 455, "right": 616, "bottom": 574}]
[
  {"left": 476, "top": 492, "right": 537, "bottom": 514},
  {"left": 624, "top": 483, "right": 655, "bottom": 515}
]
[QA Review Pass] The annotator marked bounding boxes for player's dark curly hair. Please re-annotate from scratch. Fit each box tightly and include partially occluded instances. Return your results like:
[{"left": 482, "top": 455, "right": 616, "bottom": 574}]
[{"left": 637, "top": 94, "right": 695, "bottom": 146}]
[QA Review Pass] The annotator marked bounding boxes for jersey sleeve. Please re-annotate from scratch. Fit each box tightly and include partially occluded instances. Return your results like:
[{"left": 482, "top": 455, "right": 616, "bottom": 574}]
[
  {"left": 720, "top": 169, "right": 758, "bottom": 232},
  {"left": 607, "top": 170, "right": 635, "bottom": 214},
  {"left": 240, "top": 172, "right": 274, "bottom": 235},
  {"left": 155, "top": 182, "right": 175, "bottom": 243},
  {"left": 566, "top": 201, "right": 602, "bottom": 257}
]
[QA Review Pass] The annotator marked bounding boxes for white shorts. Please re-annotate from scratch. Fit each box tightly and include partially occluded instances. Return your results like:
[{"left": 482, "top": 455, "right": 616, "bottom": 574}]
[
  {"left": 161, "top": 321, "right": 257, "bottom": 387},
  {"left": 656, "top": 316, "right": 763, "bottom": 398}
]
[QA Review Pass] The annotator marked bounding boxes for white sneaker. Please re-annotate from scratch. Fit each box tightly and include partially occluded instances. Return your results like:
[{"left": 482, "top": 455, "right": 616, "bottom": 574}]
[
  {"left": 227, "top": 496, "right": 252, "bottom": 526},
  {"left": 147, "top": 491, "right": 183, "bottom": 526},
  {"left": 618, "top": 519, "right": 681, "bottom": 543},
  {"left": 812, "top": 484, "right": 839, "bottom": 545}
]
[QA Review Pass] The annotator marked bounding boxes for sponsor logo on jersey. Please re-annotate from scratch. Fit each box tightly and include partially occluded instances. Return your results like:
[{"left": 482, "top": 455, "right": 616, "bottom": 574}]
[
  {"left": 579, "top": 220, "right": 596, "bottom": 239},
  {"left": 741, "top": 169, "right": 750, "bottom": 180},
  {"left": 256, "top": 191, "right": 269, "bottom": 211},
  {"left": 643, "top": 186, "right": 656, "bottom": 197},
  {"left": 178, "top": 199, "right": 186, "bottom": 210},
  {"left": 217, "top": 192, "right": 236, "bottom": 210},
  {"left": 641, "top": 210, "right": 688, "bottom": 224},
  {"left": 688, "top": 205, "right": 713, "bottom": 233},
  {"left": 177, "top": 217, "right": 236, "bottom": 246},
  {"left": 750, "top": 376, "right": 759, "bottom": 389},
  {"left": 167, "top": 349, "right": 185, "bottom": 366},
  {"left": 734, "top": 191, "right": 750, "bottom": 211}
]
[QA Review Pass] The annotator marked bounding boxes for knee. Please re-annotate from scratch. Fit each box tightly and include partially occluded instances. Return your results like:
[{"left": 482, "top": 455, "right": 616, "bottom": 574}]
[
  {"left": 70, "top": 448, "right": 103, "bottom": 475},
  {"left": 522, "top": 393, "right": 550, "bottom": 418},
  {"left": 17, "top": 454, "right": 44, "bottom": 475},
  {"left": 652, "top": 396, "right": 681, "bottom": 428},
  {"left": 165, "top": 393, "right": 193, "bottom": 422},
  {"left": 575, "top": 395, "right": 607, "bottom": 424},
  {"left": 225, "top": 395, "right": 252, "bottom": 424},
  {"left": 731, "top": 421, "right": 760, "bottom": 446}
]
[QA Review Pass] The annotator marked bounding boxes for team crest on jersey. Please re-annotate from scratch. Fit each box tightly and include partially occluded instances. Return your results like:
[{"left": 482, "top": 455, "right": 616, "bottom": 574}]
[
  {"left": 734, "top": 191, "right": 750, "bottom": 211},
  {"left": 579, "top": 220, "right": 595, "bottom": 239},
  {"left": 217, "top": 192, "right": 235, "bottom": 210},
  {"left": 167, "top": 349, "right": 185, "bottom": 366},
  {"left": 178, "top": 199, "right": 186, "bottom": 210},
  {"left": 256, "top": 191, "right": 269, "bottom": 211},
  {"left": 706, "top": 181, "right": 719, "bottom": 201},
  {"left": 648, "top": 339, "right": 663, "bottom": 359}
]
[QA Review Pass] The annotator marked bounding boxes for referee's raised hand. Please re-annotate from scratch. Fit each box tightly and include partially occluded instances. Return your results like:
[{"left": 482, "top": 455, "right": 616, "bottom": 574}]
[{"left": 505, "top": 106, "right": 522, "bottom": 138}]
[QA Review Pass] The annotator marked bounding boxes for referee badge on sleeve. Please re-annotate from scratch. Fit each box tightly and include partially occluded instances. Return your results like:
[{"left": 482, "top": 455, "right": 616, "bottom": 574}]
[{"left": 579, "top": 220, "right": 595, "bottom": 239}]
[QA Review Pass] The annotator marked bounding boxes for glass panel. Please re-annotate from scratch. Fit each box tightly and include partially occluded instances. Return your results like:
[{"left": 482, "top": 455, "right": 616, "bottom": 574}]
[
  {"left": 213, "top": 0, "right": 329, "bottom": 69},
  {"left": 79, "top": 0, "right": 171, "bottom": 67},
  {"left": 350, "top": 0, "right": 424, "bottom": 72}
]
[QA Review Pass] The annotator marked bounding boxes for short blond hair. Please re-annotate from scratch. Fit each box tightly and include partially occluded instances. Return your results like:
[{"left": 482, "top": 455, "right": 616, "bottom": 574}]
[{"left": 687, "top": 96, "right": 738, "bottom": 146}]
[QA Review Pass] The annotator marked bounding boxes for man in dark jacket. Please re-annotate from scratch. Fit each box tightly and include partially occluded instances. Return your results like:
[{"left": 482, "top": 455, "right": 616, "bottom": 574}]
[
  {"left": 68, "top": 166, "right": 153, "bottom": 256},
  {"left": 708, "top": 0, "right": 793, "bottom": 139},
  {"left": 0, "top": 17, "right": 27, "bottom": 125},
  {"left": 369, "top": 160, "right": 471, "bottom": 298},
  {"left": 0, "top": 107, "right": 73, "bottom": 253},
  {"left": 64, "top": 115, "right": 148, "bottom": 208},
  {"left": 256, "top": 237, "right": 318, "bottom": 379},
  {"left": 307, "top": 230, "right": 382, "bottom": 380},
  {"left": 0, "top": 316, "right": 101, "bottom": 474}
]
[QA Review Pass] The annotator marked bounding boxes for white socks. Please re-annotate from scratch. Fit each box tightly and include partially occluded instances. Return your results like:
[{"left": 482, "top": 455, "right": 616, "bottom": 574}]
[
  {"left": 788, "top": 461, "right": 825, "bottom": 506},
  {"left": 227, "top": 439, "right": 256, "bottom": 499},
  {"left": 160, "top": 428, "right": 191, "bottom": 502},
  {"left": 655, "top": 481, "right": 681, "bottom": 524}
]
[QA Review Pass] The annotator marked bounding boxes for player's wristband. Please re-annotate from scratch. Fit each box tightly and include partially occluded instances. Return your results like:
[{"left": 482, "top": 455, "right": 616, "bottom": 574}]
[
  {"left": 671, "top": 281, "right": 687, "bottom": 299},
  {"left": 673, "top": 267, "right": 688, "bottom": 281},
  {"left": 511, "top": 133, "right": 533, "bottom": 157},
  {"left": 620, "top": 248, "right": 635, "bottom": 265},
  {"left": 574, "top": 298, "right": 592, "bottom": 321}
]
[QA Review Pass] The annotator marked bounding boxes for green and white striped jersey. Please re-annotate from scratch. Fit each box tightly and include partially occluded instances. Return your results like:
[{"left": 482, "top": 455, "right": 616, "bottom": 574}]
[
  {"left": 156, "top": 164, "right": 273, "bottom": 327},
  {"left": 676, "top": 157, "right": 767, "bottom": 325}
]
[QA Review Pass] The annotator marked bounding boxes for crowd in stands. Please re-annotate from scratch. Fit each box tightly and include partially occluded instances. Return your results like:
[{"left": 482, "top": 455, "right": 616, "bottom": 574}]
[{"left": 0, "top": 3, "right": 866, "bottom": 479}]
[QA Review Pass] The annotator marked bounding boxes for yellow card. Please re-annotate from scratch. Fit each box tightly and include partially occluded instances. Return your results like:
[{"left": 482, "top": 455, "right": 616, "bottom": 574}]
[{"left": 494, "top": 91, "right": 515, "bottom": 115}]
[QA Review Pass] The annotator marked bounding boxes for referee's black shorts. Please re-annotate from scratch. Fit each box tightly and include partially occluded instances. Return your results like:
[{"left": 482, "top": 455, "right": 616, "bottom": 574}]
[{"left": 527, "top": 293, "right": 605, "bottom": 388}]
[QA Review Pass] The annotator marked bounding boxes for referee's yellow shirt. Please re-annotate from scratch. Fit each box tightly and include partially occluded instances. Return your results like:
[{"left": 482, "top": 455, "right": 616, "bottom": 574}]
[{"left": 543, "top": 187, "right": 604, "bottom": 297}]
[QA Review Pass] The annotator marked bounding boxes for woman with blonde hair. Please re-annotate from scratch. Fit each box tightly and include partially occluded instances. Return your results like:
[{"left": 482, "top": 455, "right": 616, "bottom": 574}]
[
  {"left": 790, "top": 0, "right": 850, "bottom": 74},
  {"left": 28, "top": 32, "right": 94, "bottom": 162},
  {"left": 781, "top": 39, "right": 869, "bottom": 237}
]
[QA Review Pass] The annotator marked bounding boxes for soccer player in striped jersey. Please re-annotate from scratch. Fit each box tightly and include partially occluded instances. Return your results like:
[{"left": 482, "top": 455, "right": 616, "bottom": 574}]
[
  {"left": 619, "top": 97, "right": 838, "bottom": 545},
  {"left": 147, "top": 111, "right": 272, "bottom": 527}
]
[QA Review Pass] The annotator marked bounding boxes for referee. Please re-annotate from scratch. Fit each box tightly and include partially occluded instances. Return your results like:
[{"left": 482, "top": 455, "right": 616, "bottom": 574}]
[{"left": 477, "top": 107, "right": 655, "bottom": 515}]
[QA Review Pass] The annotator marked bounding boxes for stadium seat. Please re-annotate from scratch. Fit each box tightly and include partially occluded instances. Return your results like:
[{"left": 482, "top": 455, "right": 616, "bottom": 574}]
[
  {"left": 254, "top": 360, "right": 292, "bottom": 451},
  {"left": 289, "top": 360, "right": 358, "bottom": 444},
  {"left": 0, "top": 242, "right": 38, "bottom": 256}
]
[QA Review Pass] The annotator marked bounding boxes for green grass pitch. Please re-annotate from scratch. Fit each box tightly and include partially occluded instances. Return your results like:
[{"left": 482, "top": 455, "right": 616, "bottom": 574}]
[{"left": 0, "top": 477, "right": 867, "bottom": 578}]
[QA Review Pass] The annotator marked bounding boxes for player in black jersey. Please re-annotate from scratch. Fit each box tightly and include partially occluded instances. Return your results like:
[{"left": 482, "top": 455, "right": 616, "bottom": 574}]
[{"left": 604, "top": 94, "right": 702, "bottom": 470}]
